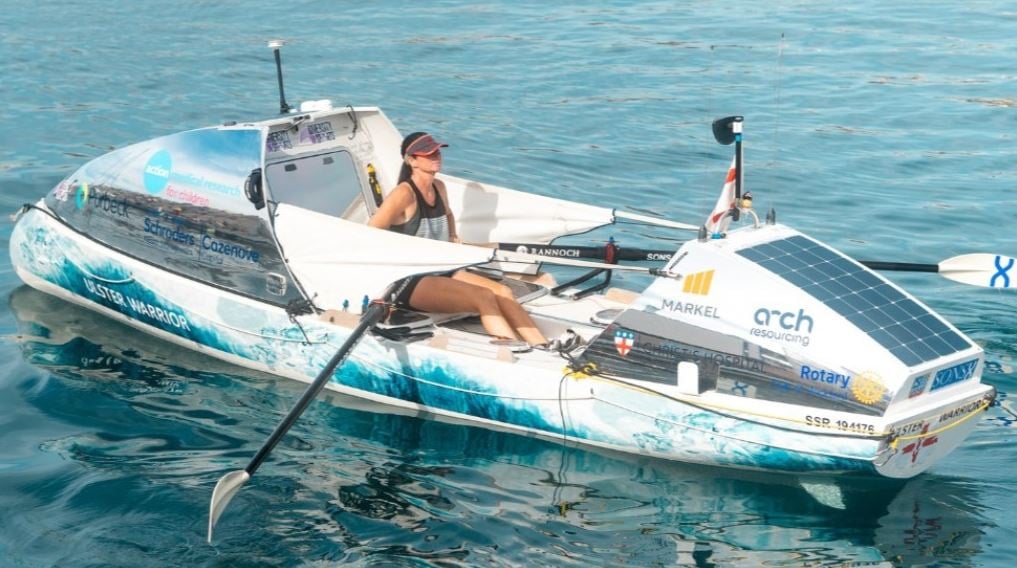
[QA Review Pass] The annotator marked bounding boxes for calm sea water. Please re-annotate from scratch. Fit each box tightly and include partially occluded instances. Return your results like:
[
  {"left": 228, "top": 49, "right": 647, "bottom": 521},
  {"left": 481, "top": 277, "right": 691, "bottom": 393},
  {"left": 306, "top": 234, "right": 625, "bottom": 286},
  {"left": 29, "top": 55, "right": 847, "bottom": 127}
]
[{"left": 2, "top": 1, "right": 1016, "bottom": 566}]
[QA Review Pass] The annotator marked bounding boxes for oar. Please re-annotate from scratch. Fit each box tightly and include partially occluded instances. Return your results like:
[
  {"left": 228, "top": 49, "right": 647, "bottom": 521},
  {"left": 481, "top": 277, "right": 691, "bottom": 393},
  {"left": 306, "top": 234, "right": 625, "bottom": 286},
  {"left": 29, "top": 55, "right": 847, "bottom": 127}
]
[
  {"left": 207, "top": 300, "right": 389, "bottom": 543},
  {"left": 498, "top": 242, "right": 675, "bottom": 263},
  {"left": 493, "top": 243, "right": 1014, "bottom": 289},
  {"left": 488, "top": 247, "right": 677, "bottom": 277},
  {"left": 613, "top": 210, "right": 699, "bottom": 231},
  {"left": 859, "top": 254, "right": 1014, "bottom": 289}
]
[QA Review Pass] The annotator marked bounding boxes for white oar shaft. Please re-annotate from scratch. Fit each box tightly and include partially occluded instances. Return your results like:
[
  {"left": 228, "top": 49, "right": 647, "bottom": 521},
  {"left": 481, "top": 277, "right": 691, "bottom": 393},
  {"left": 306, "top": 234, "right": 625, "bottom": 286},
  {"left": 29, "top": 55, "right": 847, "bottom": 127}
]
[{"left": 613, "top": 210, "right": 699, "bottom": 231}]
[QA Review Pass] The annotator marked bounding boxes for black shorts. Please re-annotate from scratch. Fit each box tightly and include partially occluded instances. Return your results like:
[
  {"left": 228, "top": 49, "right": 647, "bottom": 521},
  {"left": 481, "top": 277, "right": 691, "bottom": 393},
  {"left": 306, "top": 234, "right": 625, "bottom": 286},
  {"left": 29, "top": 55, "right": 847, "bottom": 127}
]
[{"left": 390, "top": 270, "right": 457, "bottom": 308}]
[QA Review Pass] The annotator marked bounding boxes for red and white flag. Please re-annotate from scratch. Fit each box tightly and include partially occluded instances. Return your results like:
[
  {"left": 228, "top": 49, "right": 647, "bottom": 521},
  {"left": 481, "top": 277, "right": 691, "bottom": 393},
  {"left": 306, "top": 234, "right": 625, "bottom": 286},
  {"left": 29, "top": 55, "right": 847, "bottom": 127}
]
[{"left": 705, "top": 156, "right": 737, "bottom": 235}]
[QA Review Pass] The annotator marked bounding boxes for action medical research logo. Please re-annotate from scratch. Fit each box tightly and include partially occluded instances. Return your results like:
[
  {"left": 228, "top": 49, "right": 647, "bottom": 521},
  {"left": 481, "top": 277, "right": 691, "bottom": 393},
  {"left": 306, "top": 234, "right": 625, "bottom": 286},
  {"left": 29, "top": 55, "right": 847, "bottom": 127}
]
[{"left": 143, "top": 150, "right": 172, "bottom": 194}]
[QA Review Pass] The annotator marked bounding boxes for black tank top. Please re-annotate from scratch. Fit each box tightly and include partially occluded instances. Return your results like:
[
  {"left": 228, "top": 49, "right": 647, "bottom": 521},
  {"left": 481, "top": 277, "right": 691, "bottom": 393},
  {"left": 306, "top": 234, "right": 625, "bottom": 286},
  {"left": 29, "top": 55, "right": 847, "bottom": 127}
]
[{"left": 389, "top": 179, "right": 451, "bottom": 241}]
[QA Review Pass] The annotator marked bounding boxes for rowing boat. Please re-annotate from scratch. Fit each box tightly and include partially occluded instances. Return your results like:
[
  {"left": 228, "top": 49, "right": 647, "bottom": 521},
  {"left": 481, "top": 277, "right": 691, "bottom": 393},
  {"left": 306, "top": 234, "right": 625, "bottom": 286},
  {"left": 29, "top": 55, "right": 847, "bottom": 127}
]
[{"left": 7, "top": 43, "right": 1001, "bottom": 541}]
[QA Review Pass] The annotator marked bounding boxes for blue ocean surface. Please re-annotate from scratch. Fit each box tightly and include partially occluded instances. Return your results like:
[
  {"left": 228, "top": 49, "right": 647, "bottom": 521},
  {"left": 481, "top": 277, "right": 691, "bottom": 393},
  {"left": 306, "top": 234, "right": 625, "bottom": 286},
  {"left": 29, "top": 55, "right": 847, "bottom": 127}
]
[{"left": 1, "top": 0, "right": 1015, "bottom": 566}]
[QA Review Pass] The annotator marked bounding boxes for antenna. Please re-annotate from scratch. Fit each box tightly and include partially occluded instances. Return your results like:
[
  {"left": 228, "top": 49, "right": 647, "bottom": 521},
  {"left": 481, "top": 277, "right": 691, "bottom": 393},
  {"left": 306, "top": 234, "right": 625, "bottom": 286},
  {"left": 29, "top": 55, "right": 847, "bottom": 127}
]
[{"left": 268, "top": 39, "right": 293, "bottom": 114}]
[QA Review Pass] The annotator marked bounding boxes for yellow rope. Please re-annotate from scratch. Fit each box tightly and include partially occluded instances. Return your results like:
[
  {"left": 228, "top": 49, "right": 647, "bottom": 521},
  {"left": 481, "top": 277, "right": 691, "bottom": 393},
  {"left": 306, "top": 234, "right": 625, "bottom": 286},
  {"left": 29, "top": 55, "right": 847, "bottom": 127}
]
[
  {"left": 889, "top": 399, "right": 991, "bottom": 449},
  {"left": 563, "top": 361, "right": 598, "bottom": 380},
  {"left": 572, "top": 370, "right": 884, "bottom": 437}
]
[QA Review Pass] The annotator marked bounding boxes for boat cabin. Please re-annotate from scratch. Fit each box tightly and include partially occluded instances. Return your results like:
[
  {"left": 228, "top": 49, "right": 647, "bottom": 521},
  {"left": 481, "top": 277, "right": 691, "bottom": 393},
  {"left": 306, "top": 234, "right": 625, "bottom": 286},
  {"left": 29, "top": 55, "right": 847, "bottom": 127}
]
[{"left": 43, "top": 105, "right": 611, "bottom": 313}]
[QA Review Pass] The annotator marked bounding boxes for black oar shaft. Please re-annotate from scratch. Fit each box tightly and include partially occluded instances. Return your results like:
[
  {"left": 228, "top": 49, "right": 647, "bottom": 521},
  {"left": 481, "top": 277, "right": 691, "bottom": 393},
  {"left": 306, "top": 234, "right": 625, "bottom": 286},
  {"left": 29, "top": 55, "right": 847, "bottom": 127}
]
[
  {"left": 499, "top": 243, "right": 952, "bottom": 276},
  {"left": 499, "top": 243, "right": 673, "bottom": 263},
  {"left": 858, "top": 261, "right": 938, "bottom": 273},
  {"left": 244, "top": 302, "right": 387, "bottom": 476}
]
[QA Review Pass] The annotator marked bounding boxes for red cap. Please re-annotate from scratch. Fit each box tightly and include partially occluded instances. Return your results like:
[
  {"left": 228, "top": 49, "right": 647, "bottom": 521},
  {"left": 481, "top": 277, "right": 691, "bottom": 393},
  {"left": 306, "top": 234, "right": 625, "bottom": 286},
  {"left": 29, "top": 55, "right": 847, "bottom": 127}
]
[{"left": 403, "top": 133, "right": 448, "bottom": 157}]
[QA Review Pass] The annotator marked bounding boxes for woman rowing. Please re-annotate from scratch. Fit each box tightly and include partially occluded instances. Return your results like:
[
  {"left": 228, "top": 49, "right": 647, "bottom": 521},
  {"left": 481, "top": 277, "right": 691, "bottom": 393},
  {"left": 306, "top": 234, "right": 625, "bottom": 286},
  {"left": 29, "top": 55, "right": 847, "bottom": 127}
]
[{"left": 369, "top": 132, "right": 549, "bottom": 348}]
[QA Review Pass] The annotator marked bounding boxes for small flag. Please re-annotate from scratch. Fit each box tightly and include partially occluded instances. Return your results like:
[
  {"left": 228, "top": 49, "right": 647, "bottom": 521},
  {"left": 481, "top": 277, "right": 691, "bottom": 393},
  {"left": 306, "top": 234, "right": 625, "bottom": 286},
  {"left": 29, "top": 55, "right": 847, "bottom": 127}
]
[
  {"left": 705, "top": 156, "right": 737, "bottom": 235},
  {"left": 614, "top": 329, "right": 635, "bottom": 357}
]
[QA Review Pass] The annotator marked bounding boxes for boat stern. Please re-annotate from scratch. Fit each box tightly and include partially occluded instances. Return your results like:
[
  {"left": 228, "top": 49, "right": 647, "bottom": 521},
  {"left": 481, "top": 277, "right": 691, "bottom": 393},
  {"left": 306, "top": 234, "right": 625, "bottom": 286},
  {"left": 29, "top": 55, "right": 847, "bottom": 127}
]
[{"left": 876, "top": 382, "right": 995, "bottom": 478}]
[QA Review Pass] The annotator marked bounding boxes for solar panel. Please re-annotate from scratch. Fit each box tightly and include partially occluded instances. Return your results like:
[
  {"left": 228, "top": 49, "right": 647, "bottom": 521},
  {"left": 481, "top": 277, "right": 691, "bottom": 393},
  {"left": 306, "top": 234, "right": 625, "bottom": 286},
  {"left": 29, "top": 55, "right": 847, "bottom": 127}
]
[{"left": 737, "top": 235, "right": 971, "bottom": 366}]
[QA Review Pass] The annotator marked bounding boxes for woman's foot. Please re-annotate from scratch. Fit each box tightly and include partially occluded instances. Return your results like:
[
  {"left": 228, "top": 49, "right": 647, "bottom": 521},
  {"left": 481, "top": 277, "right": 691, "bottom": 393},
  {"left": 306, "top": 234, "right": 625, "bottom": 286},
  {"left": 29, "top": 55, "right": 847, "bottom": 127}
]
[{"left": 534, "top": 329, "right": 585, "bottom": 353}]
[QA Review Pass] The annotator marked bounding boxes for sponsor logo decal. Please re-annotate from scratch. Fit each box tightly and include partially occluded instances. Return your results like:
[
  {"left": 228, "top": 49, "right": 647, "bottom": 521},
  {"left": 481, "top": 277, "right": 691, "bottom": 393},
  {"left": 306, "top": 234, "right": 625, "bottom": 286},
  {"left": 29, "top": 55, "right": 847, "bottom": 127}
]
[
  {"left": 900, "top": 424, "right": 939, "bottom": 464},
  {"left": 717, "top": 376, "right": 757, "bottom": 397},
  {"left": 850, "top": 371, "right": 886, "bottom": 405},
  {"left": 142, "top": 148, "right": 240, "bottom": 198},
  {"left": 938, "top": 399, "right": 985, "bottom": 424},
  {"left": 930, "top": 359, "right": 979, "bottom": 391},
  {"left": 891, "top": 419, "right": 927, "bottom": 438},
  {"left": 266, "top": 130, "right": 293, "bottom": 152},
  {"left": 799, "top": 365, "right": 851, "bottom": 388},
  {"left": 165, "top": 186, "right": 210, "bottom": 208},
  {"left": 200, "top": 235, "right": 261, "bottom": 263},
  {"left": 298, "top": 121, "right": 336, "bottom": 145},
  {"left": 908, "top": 374, "right": 928, "bottom": 398},
  {"left": 53, "top": 179, "right": 72, "bottom": 202},
  {"left": 660, "top": 299, "right": 720, "bottom": 319},
  {"left": 169, "top": 170, "right": 240, "bottom": 197},
  {"left": 83, "top": 277, "right": 191, "bottom": 331},
  {"left": 614, "top": 329, "right": 635, "bottom": 357},
  {"left": 87, "top": 189, "right": 130, "bottom": 218},
  {"left": 682, "top": 270, "right": 715, "bottom": 295},
  {"left": 143, "top": 150, "right": 173, "bottom": 194},
  {"left": 751, "top": 307, "right": 814, "bottom": 346},
  {"left": 142, "top": 217, "right": 261, "bottom": 264},
  {"left": 512, "top": 245, "right": 581, "bottom": 258},
  {"left": 992, "top": 255, "right": 1013, "bottom": 288},
  {"left": 144, "top": 217, "right": 196, "bottom": 246},
  {"left": 74, "top": 182, "right": 90, "bottom": 210},
  {"left": 641, "top": 338, "right": 764, "bottom": 372}
]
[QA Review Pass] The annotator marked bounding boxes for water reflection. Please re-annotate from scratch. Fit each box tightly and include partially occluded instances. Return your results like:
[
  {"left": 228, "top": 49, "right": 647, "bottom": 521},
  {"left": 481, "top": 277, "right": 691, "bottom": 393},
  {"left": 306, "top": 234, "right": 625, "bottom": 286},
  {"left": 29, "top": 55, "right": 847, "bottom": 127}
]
[{"left": 9, "top": 286, "right": 992, "bottom": 567}]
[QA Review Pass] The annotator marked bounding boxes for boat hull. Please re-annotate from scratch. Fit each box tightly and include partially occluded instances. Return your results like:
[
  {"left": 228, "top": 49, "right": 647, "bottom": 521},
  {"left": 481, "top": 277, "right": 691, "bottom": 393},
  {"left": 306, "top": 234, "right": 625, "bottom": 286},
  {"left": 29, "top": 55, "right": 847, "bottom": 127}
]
[{"left": 10, "top": 206, "right": 989, "bottom": 478}]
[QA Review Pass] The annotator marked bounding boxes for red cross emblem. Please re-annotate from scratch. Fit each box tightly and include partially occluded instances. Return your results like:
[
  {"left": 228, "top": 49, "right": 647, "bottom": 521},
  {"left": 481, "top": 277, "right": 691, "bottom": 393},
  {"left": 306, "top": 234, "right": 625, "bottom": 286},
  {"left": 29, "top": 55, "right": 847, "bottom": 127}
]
[
  {"left": 901, "top": 425, "right": 939, "bottom": 463},
  {"left": 614, "top": 329, "right": 635, "bottom": 357}
]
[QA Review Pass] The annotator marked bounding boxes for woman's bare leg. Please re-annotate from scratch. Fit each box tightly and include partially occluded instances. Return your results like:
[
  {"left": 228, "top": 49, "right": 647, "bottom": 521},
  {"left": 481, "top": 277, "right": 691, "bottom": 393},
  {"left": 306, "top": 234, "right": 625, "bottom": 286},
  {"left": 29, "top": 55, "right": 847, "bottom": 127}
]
[
  {"left": 493, "top": 295, "right": 547, "bottom": 345},
  {"left": 408, "top": 276, "right": 519, "bottom": 340},
  {"left": 452, "top": 270, "right": 548, "bottom": 345}
]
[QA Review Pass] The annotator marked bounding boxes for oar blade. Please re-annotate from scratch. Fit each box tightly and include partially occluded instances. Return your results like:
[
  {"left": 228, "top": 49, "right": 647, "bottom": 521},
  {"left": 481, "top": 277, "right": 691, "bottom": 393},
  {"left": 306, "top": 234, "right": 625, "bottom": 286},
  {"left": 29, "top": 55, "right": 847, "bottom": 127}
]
[
  {"left": 205, "top": 300, "right": 390, "bottom": 544},
  {"left": 208, "top": 469, "right": 251, "bottom": 544},
  {"left": 939, "top": 253, "right": 1015, "bottom": 289}
]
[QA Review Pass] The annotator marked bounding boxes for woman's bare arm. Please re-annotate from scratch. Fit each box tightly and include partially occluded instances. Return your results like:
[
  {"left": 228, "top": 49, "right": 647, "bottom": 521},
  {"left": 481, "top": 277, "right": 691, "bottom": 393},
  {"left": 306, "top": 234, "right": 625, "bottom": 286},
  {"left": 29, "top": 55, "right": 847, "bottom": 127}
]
[
  {"left": 368, "top": 183, "right": 414, "bottom": 230},
  {"left": 434, "top": 180, "right": 460, "bottom": 242}
]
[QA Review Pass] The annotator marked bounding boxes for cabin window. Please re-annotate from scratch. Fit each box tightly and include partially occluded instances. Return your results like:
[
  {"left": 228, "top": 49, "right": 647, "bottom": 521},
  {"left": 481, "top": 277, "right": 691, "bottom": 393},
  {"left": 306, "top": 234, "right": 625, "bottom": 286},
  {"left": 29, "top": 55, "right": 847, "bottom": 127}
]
[{"left": 265, "top": 150, "right": 367, "bottom": 218}]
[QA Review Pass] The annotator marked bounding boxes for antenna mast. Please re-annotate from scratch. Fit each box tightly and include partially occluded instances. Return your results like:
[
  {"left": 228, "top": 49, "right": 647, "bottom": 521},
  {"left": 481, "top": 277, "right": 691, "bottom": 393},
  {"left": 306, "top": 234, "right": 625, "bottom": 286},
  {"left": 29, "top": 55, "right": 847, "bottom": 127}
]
[{"left": 268, "top": 39, "right": 292, "bottom": 114}]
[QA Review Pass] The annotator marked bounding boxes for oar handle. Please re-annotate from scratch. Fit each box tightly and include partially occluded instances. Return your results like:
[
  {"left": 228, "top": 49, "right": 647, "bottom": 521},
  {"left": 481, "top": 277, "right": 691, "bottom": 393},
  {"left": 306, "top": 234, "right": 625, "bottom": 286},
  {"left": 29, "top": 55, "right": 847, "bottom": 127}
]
[
  {"left": 244, "top": 301, "right": 388, "bottom": 476},
  {"left": 858, "top": 261, "right": 938, "bottom": 273}
]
